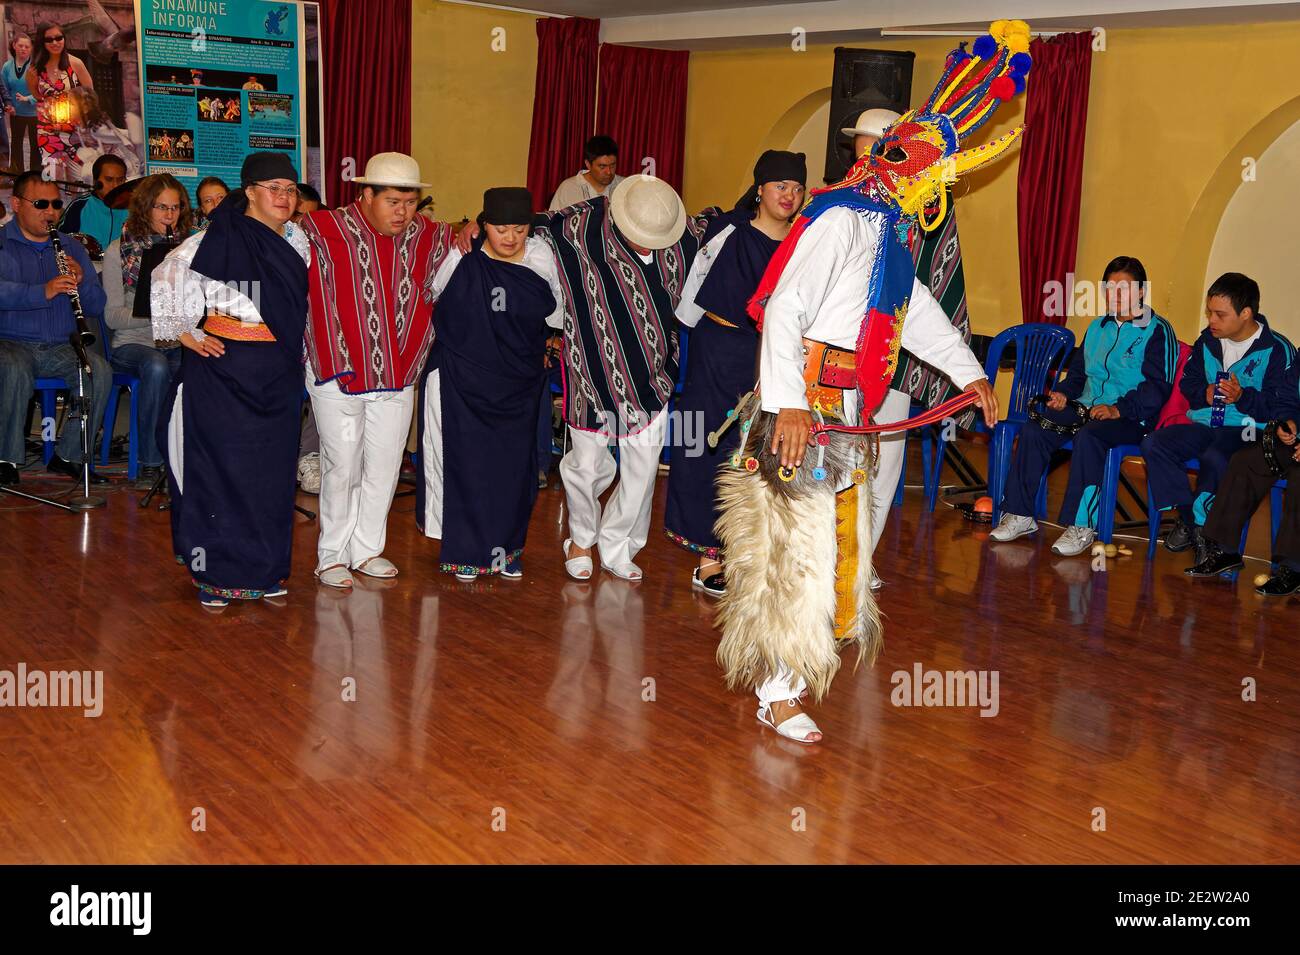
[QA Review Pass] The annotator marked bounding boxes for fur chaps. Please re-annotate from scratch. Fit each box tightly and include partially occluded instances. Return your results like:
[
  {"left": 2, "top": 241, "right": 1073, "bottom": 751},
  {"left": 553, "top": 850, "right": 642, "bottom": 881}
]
[{"left": 714, "top": 409, "right": 883, "bottom": 702}]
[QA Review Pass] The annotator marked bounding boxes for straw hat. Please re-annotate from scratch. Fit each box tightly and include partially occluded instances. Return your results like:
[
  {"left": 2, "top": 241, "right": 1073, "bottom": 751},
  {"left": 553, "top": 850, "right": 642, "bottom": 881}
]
[
  {"left": 840, "top": 108, "right": 902, "bottom": 139},
  {"left": 352, "top": 152, "right": 430, "bottom": 189},
  {"left": 608, "top": 174, "right": 686, "bottom": 250}
]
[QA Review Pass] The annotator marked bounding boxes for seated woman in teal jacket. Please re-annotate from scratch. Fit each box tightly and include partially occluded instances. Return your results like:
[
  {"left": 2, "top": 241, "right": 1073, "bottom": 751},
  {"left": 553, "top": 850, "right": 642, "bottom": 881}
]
[{"left": 990, "top": 255, "right": 1177, "bottom": 556}]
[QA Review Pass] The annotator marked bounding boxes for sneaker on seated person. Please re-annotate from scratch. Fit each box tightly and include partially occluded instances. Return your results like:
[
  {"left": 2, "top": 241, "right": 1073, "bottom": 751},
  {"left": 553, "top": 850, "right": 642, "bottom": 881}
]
[
  {"left": 989, "top": 513, "right": 1037, "bottom": 542},
  {"left": 1051, "top": 525, "right": 1096, "bottom": 557}
]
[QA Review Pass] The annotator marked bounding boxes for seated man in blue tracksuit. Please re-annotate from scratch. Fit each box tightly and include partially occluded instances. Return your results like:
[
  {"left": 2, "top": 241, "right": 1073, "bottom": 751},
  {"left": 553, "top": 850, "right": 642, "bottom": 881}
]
[
  {"left": 1142, "top": 272, "right": 1294, "bottom": 563},
  {"left": 990, "top": 256, "right": 1177, "bottom": 556}
]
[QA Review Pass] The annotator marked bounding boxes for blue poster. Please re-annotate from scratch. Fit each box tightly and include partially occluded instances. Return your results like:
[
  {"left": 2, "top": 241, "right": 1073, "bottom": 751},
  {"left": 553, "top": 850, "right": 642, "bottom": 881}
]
[{"left": 136, "top": 0, "right": 306, "bottom": 202}]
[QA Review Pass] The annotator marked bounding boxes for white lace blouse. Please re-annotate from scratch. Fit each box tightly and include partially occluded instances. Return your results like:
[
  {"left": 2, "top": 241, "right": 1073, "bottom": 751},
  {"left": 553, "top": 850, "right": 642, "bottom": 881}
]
[{"left": 150, "top": 220, "right": 310, "bottom": 342}]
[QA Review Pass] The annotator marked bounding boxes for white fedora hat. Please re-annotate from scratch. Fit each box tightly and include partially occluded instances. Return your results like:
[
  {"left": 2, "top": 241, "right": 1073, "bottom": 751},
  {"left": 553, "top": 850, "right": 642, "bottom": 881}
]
[
  {"left": 608, "top": 174, "right": 686, "bottom": 250},
  {"left": 840, "top": 108, "right": 902, "bottom": 139},
  {"left": 352, "top": 151, "right": 430, "bottom": 188}
]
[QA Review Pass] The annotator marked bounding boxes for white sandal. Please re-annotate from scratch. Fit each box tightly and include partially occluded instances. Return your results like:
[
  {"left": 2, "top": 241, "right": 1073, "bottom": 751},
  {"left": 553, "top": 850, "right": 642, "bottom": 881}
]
[
  {"left": 757, "top": 701, "right": 823, "bottom": 744},
  {"left": 315, "top": 564, "right": 354, "bottom": 589},
  {"left": 562, "top": 538, "right": 592, "bottom": 580},
  {"left": 604, "top": 561, "right": 642, "bottom": 581},
  {"left": 354, "top": 556, "right": 398, "bottom": 578}
]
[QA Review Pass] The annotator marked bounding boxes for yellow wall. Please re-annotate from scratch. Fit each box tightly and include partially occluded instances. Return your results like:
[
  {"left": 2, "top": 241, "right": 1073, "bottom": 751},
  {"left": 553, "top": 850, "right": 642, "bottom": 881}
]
[
  {"left": 683, "top": 22, "right": 1300, "bottom": 346},
  {"left": 410, "top": 0, "right": 538, "bottom": 224}
]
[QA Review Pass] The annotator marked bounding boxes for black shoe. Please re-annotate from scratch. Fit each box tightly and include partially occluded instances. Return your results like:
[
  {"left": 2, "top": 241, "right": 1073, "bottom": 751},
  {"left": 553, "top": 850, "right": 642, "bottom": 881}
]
[
  {"left": 47, "top": 454, "right": 109, "bottom": 485},
  {"left": 1189, "top": 526, "right": 1209, "bottom": 566},
  {"left": 1256, "top": 565, "right": 1300, "bottom": 596},
  {"left": 0, "top": 462, "right": 17, "bottom": 486},
  {"left": 1163, "top": 518, "right": 1194, "bottom": 553},
  {"left": 1185, "top": 549, "right": 1244, "bottom": 578},
  {"left": 691, "top": 566, "right": 725, "bottom": 597},
  {"left": 134, "top": 464, "right": 164, "bottom": 489}
]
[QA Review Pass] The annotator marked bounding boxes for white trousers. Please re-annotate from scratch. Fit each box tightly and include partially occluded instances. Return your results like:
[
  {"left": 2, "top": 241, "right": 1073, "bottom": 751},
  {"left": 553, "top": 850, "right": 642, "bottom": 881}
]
[
  {"left": 868, "top": 387, "right": 913, "bottom": 552},
  {"left": 559, "top": 408, "right": 667, "bottom": 569},
  {"left": 420, "top": 368, "right": 444, "bottom": 538},
  {"left": 756, "top": 667, "right": 808, "bottom": 706},
  {"left": 307, "top": 371, "right": 414, "bottom": 571}
]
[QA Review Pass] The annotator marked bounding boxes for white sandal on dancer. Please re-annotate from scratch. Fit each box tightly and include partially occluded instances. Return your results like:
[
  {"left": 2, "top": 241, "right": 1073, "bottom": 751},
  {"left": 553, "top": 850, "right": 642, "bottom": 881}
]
[
  {"left": 757, "top": 701, "right": 823, "bottom": 744},
  {"left": 354, "top": 556, "right": 399, "bottom": 578},
  {"left": 315, "top": 564, "right": 354, "bottom": 589},
  {"left": 604, "top": 561, "right": 642, "bottom": 581},
  {"left": 562, "top": 539, "right": 592, "bottom": 580}
]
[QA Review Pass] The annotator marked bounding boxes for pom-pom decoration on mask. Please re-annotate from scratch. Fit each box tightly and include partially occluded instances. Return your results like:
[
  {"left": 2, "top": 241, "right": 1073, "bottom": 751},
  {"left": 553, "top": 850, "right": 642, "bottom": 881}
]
[{"left": 748, "top": 21, "right": 1032, "bottom": 415}]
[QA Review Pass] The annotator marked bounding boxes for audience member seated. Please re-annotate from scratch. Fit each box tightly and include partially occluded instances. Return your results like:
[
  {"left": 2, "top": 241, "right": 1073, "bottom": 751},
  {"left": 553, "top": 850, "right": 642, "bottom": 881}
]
[
  {"left": 548, "top": 134, "right": 624, "bottom": 211},
  {"left": 293, "top": 182, "right": 322, "bottom": 223},
  {"left": 0, "top": 171, "right": 110, "bottom": 486},
  {"left": 194, "top": 176, "right": 229, "bottom": 229},
  {"left": 989, "top": 255, "right": 1177, "bottom": 555},
  {"left": 58, "top": 154, "right": 129, "bottom": 251},
  {"left": 101, "top": 173, "right": 193, "bottom": 486},
  {"left": 1141, "top": 272, "right": 1295, "bottom": 564}
]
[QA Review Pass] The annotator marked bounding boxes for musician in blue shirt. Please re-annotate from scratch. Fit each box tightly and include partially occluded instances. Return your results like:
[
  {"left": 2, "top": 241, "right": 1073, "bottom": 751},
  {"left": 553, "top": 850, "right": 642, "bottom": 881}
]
[{"left": 0, "top": 172, "right": 111, "bottom": 487}]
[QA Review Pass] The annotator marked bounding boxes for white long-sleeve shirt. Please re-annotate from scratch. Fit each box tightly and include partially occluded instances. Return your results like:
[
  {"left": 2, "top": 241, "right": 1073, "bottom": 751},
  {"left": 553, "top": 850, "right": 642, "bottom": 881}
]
[
  {"left": 759, "top": 205, "right": 985, "bottom": 414},
  {"left": 150, "top": 222, "right": 310, "bottom": 342},
  {"left": 428, "top": 237, "right": 566, "bottom": 330}
]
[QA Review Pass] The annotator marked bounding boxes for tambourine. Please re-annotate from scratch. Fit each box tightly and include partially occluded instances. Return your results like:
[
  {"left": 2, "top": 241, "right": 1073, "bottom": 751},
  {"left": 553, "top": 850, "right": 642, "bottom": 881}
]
[
  {"left": 64, "top": 232, "right": 104, "bottom": 263},
  {"left": 1028, "top": 394, "right": 1087, "bottom": 436},
  {"left": 1261, "top": 420, "right": 1298, "bottom": 476}
]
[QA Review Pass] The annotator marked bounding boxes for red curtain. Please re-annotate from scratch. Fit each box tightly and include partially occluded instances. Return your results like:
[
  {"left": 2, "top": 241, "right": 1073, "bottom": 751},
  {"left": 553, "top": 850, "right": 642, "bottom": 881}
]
[
  {"left": 1016, "top": 32, "right": 1093, "bottom": 325},
  {"left": 595, "top": 45, "right": 690, "bottom": 193},
  {"left": 525, "top": 17, "right": 600, "bottom": 211},
  {"left": 317, "top": 0, "right": 412, "bottom": 207}
]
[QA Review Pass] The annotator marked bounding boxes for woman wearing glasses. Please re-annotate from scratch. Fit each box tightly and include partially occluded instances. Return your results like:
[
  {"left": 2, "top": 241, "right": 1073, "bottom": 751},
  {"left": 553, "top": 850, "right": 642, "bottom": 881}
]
[
  {"left": 4, "top": 33, "right": 40, "bottom": 171},
  {"left": 101, "top": 174, "right": 194, "bottom": 486},
  {"left": 27, "top": 23, "right": 93, "bottom": 188},
  {"left": 151, "top": 153, "right": 310, "bottom": 609}
]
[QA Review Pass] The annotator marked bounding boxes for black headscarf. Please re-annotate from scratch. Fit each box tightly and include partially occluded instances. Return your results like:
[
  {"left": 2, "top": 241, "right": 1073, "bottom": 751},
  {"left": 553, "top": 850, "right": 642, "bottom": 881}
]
[
  {"left": 481, "top": 187, "right": 533, "bottom": 225},
  {"left": 189, "top": 187, "right": 308, "bottom": 370},
  {"left": 735, "top": 150, "right": 807, "bottom": 211}
]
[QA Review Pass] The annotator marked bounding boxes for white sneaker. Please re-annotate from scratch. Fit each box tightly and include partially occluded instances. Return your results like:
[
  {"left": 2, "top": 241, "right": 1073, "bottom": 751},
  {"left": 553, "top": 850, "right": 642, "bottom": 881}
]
[
  {"left": 297, "top": 451, "right": 321, "bottom": 493},
  {"left": 989, "top": 513, "right": 1038, "bottom": 542},
  {"left": 1051, "top": 525, "right": 1096, "bottom": 557}
]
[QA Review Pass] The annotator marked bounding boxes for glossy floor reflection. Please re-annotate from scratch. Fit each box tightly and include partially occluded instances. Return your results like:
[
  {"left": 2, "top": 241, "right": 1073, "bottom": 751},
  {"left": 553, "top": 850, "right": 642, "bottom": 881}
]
[{"left": 0, "top": 449, "right": 1296, "bottom": 863}]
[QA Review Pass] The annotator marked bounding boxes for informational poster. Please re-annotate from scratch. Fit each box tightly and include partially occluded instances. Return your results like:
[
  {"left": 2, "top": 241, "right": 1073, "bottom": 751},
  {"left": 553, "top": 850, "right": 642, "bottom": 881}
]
[{"left": 136, "top": 0, "right": 308, "bottom": 202}]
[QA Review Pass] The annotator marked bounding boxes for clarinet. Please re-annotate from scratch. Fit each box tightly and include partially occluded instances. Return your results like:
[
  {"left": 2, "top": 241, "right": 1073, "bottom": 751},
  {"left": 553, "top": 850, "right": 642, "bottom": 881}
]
[{"left": 47, "top": 225, "right": 96, "bottom": 373}]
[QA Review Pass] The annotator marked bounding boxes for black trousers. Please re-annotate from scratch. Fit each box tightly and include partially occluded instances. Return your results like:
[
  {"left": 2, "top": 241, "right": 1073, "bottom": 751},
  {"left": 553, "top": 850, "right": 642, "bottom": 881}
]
[
  {"left": 9, "top": 114, "right": 38, "bottom": 171},
  {"left": 1203, "top": 441, "right": 1300, "bottom": 568}
]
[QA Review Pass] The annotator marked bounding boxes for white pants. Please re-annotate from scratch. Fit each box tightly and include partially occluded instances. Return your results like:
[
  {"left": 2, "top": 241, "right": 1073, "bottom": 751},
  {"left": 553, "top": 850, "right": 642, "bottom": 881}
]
[
  {"left": 420, "top": 368, "right": 445, "bottom": 538},
  {"left": 307, "top": 371, "right": 414, "bottom": 571},
  {"left": 559, "top": 408, "right": 667, "bottom": 569},
  {"left": 756, "top": 666, "right": 808, "bottom": 706},
  {"left": 868, "top": 387, "right": 913, "bottom": 552}
]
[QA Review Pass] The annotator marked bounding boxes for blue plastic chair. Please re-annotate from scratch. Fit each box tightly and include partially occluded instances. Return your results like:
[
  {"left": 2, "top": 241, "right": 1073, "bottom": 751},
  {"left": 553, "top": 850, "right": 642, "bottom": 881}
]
[
  {"left": 661, "top": 325, "right": 690, "bottom": 464},
  {"left": 1032, "top": 442, "right": 1144, "bottom": 544},
  {"left": 981, "top": 324, "right": 1076, "bottom": 525},
  {"left": 893, "top": 403, "right": 942, "bottom": 510},
  {"left": 95, "top": 312, "right": 141, "bottom": 479},
  {"left": 1144, "top": 459, "right": 1249, "bottom": 577},
  {"left": 33, "top": 377, "right": 67, "bottom": 465},
  {"left": 1271, "top": 478, "right": 1287, "bottom": 549}
]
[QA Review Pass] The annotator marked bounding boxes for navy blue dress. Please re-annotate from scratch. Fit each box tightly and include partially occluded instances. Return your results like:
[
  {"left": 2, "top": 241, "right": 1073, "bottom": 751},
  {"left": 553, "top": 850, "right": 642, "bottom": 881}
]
[
  {"left": 665, "top": 210, "right": 781, "bottom": 557},
  {"left": 416, "top": 249, "right": 557, "bottom": 575}
]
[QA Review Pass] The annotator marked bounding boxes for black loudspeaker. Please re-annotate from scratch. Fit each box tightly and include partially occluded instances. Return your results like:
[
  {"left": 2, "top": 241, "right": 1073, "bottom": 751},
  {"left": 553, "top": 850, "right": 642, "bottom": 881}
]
[{"left": 823, "top": 48, "right": 915, "bottom": 185}]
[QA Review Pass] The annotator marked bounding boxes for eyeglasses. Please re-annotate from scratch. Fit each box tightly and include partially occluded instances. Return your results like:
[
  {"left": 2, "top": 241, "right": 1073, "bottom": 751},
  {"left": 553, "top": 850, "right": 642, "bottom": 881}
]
[
  {"left": 253, "top": 182, "right": 298, "bottom": 199},
  {"left": 15, "top": 196, "right": 64, "bottom": 210},
  {"left": 44, "top": 35, "right": 65, "bottom": 43},
  {"left": 152, "top": 203, "right": 181, "bottom": 213}
]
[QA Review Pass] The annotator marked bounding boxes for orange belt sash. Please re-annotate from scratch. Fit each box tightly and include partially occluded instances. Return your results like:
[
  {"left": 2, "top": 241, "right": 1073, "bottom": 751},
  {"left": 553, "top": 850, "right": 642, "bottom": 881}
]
[{"left": 203, "top": 314, "right": 276, "bottom": 342}]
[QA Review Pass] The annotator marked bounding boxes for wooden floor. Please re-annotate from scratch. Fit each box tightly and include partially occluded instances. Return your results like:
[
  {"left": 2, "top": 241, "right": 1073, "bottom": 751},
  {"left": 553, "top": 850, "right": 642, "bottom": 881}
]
[{"left": 0, "top": 445, "right": 1296, "bottom": 864}]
